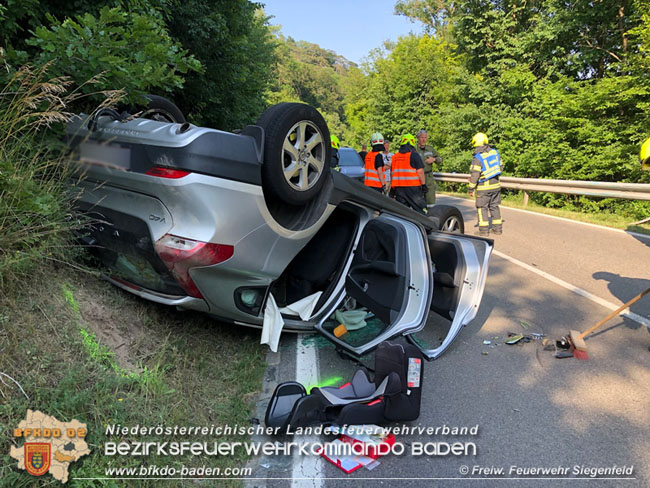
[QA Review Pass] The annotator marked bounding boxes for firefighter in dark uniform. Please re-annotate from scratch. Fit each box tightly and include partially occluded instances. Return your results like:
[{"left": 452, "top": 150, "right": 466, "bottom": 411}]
[
  {"left": 641, "top": 137, "right": 650, "bottom": 171},
  {"left": 469, "top": 132, "right": 502, "bottom": 236},
  {"left": 415, "top": 129, "right": 442, "bottom": 209},
  {"left": 364, "top": 132, "right": 387, "bottom": 192},
  {"left": 390, "top": 133, "right": 427, "bottom": 214}
]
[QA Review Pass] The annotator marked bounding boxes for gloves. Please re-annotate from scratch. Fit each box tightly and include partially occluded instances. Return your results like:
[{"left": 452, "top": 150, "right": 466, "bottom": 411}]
[{"left": 421, "top": 184, "right": 429, "bottom": 194}]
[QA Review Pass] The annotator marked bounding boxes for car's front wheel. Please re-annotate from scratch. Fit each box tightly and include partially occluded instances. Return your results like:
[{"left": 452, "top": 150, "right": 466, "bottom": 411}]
[{"left": 256, "top": 103, "right": 331, "bottom": 206}]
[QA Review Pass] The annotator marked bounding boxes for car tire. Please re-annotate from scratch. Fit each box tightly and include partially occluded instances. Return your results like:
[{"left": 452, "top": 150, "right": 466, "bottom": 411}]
[
  {"left": 141, "top": 94, "right": 186, "bottom": 123},
  {"left": 429, "top": 205, "right": 464, "bottom": 234},
  {"left": 256, "top": 103, "right": 331, "bottom": 206}
]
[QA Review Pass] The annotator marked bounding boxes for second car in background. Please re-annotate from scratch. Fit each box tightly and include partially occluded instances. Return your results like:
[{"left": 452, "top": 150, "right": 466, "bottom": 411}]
[{"left": 337, "top": 147, "right": 365, "bottom": 182}]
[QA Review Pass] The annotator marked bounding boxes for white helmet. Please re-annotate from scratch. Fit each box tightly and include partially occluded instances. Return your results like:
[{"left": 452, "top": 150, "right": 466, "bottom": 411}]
[{"left": 370, "top": 132, "right": 384, "bottom": 146}]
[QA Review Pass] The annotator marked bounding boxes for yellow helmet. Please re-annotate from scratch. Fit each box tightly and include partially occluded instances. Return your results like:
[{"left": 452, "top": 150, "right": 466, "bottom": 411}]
[
  {"left": 400, "top": 133, "right": 416, "bottom": 146},
  {"left": 472, "top": 132, "right": 489, "bottom": 147},
  {"left": 331, "top": 135, "right": 340, "bottom": 150},
  {"left": 641, "top": 137, "right": 650, "bottom": 170}
]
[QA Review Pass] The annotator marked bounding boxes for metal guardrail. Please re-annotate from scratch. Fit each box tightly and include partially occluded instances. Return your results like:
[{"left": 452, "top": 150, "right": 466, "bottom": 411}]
[{"left": 432, "top": 173, "right": 650, "bottom": 203}]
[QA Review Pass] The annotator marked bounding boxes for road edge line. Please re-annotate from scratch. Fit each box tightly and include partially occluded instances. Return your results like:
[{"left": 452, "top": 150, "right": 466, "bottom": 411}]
[{"left": 291, "top": 335, "right": 322, "bottom": 488}]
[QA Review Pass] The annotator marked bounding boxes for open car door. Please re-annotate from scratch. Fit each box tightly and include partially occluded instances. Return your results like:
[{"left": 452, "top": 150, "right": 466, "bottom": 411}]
[
  {"left": 315, "top": 216, "right": 492, "bottom": 360},
  {"left": 409, "top": 233, "right": 492, "bottom": 359}
]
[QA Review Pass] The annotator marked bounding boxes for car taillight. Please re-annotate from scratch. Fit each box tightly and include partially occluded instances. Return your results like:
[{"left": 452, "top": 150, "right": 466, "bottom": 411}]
[
  {"left": 154, "top": 234, "right": 234, "bottom": 299},
  {"left": 146, "top": 167, "right": 190, "bottom": 179}
]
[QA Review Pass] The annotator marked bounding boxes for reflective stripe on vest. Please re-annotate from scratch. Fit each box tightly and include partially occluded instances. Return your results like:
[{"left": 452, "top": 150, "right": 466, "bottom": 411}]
[
  {"left": 364, "top": 151, "right": 383, "bottom": 187},
  {"left": 476, "top": 179, "right": 501, "bottom": 191},
  {"left": 475, "top": 149, "right": 502, "bottom": 182},
  {"left": 391, "top": 152, "right": 420, "bottom": 187}
]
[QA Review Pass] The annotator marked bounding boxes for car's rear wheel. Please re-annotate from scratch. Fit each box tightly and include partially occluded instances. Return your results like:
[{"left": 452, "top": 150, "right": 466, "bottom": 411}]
[
  {"left": 256, "top": 103, "right": 331, "bottom": 206},
  {"left": 141, "top": 94, "right": 186, "bottom": 123},
  {"left": 429, "top": 205, "right": 465, "bottom": 234}
]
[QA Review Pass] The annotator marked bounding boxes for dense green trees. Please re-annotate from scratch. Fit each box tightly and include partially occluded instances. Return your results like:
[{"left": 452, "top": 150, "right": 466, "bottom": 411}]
[
  {"left": 348, "top": 0, "right": 650, "bottom": 217},
  {"left": 266, "top": 35, "right": 354, "bottom": 143}
]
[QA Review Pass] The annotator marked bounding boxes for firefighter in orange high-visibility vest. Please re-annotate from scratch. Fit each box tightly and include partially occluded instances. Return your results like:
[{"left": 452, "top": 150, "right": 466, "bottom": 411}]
[
  {"left": 390, "top": 133, "right": 427, "bottom": 214},
  {"left": 364, "top": 132, "right": 387, "bottom": 192},
  {"left": 469, "top": 132, "right": 502, "bottom": 236}
]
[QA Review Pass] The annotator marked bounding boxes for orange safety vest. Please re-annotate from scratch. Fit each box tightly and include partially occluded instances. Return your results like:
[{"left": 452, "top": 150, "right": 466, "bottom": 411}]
[
  {"left": 391, "top": 152, "right": 420, "bottom": 187},
  {"left": 364, "top": 151, "right": 384, "bottom": 187}
]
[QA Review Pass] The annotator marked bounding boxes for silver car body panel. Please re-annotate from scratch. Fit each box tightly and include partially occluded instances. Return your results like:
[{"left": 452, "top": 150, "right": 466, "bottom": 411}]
[
  {"left": 76, "top": 167, "right": 337, "bottom": 326},
  {"left": 70, "top": 115, "right": 227, "bottom": 148}
]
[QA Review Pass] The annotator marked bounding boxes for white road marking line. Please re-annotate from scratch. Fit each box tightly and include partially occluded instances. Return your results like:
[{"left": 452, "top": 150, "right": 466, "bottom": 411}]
[
  {"left": 440, "top": 194, "right": 650, "bottom": 241},
  {"left": 493, "top": 250, "right": 650, "bottom": 329},
  {"left": 291, "top": 336, "right": 322, "bottom": 488}
]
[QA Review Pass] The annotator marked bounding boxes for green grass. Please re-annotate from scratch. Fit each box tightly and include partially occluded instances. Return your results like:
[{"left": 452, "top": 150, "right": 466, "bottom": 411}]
[
  {"left": 438, "top": 189, "right": 650, "bottom": 236},
  {"left": 0, "top": 268, "right": 267, "bottom": 487}
]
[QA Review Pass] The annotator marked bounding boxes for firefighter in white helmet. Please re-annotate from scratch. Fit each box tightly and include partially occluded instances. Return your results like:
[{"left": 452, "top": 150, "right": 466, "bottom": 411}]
[{"left": 364, "top": 132, "right": 387, "bottom": 192}]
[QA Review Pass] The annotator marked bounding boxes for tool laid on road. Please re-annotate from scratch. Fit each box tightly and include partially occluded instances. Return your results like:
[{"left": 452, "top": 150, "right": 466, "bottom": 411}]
[{"left": 569, "top": 287, "right": 650, "bottom": 357}]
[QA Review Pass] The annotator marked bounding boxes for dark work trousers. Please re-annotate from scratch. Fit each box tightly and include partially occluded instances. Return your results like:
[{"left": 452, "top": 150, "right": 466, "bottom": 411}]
[
  {"left": 393, "top": 187, "right": 427, "bottom": 215},
  {"left": 475, "top": 189, "right": 502, "bottom": 234}
]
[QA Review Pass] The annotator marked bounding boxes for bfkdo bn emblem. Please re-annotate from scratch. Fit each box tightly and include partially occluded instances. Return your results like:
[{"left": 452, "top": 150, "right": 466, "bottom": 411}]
[{"left": 25, "top": 443, "right": 51, "bottom": 476}]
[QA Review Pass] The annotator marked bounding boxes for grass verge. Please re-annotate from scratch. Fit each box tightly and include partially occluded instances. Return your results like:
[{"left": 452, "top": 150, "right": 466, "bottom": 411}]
[
  {"left": 0, "top": 267, "right": 267, "bottom": 487},
  {"left": 438, "top": 190, "right": 650, "bottom": 236}
]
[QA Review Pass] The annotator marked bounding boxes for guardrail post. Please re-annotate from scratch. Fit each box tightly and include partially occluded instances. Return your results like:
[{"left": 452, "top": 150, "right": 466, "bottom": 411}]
[{"left": 523, "top": 191, "right": 529, "bottom": 207}]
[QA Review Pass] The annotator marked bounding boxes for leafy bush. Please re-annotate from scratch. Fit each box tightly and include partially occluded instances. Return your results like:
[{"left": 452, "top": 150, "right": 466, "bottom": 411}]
[{"left": 22, "top": 6, "right": 200, "bottom": 108}]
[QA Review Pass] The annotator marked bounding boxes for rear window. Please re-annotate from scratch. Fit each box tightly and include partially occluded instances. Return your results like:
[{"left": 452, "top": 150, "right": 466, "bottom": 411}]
[{"left": 338, "top": 148, "right": 363, "bottom": 167}]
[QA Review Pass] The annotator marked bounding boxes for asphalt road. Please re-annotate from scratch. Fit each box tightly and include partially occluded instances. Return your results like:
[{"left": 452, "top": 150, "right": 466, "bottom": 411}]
[{"left": 249, "top": 197, "right": 650, "bottom": 488}]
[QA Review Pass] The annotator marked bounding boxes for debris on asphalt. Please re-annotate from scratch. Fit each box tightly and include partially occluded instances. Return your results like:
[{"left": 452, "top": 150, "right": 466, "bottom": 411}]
[
  {"left": 520, "top": 320, "right": 531, "bottom": 330},
  {"left": 542, "top": 339, "right": 555, "bottom": 351},
  {"left": 556, "top": 337, "right": 570, "bottom": 350},
  {"left": 555, "top": 350, "right": 574, "bottom": 359},
  {"left": 482, "top": 351, "right": 489, "bottom": 355},
  {"left": 505, "top": 334, "right": 525, "bottom": 345},
  {"left": 483, "top": 340, "right": 492, "bottom": 345}
]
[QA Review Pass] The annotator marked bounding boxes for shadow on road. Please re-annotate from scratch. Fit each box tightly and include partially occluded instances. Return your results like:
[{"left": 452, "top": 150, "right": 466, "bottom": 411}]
[
  {"left": 625, "top": 226, "right": 650, "bottom": 248},
  {"left": 593, "top": 271, "right": 650, "bottom": 334}
]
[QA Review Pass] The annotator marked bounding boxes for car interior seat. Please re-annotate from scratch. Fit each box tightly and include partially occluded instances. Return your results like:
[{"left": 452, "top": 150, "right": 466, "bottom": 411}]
[
  {"left": 428, "top": 239, "right": 462, "bottom": 320},
  {"left": 265, "top": 341, "right": 423, "bottom": 433}
]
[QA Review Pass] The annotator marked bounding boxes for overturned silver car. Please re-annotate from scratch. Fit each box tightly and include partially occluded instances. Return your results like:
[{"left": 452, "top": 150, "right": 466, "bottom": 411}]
[{"left": 67, "top": 100, "right": 492, "bottom": 359}]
